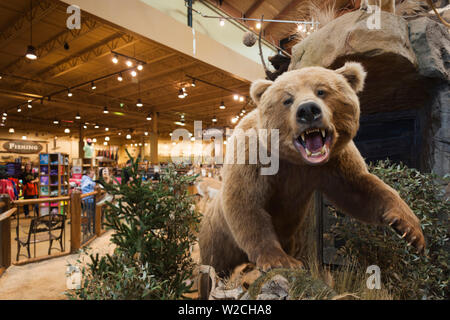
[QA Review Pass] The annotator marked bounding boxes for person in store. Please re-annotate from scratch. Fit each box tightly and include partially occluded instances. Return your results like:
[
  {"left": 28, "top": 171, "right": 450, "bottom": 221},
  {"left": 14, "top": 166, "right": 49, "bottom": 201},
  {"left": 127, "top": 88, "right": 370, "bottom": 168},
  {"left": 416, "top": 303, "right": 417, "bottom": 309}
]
[
  {"left": 122, "top": 160, "right": 132, "bottom": 185},
  {"left": 81, "top": 168, "right": 96, "bottom": 195},
  {"left": 20, "top": 162, "right": 39, "bottom": 217}
]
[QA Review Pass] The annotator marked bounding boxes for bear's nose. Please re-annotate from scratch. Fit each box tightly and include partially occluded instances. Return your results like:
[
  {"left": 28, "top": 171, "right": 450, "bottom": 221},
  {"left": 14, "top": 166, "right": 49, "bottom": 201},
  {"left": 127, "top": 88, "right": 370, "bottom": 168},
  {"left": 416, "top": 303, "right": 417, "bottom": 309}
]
[{"left": 296, "top": 102, "right": 322, "bottom": 124}]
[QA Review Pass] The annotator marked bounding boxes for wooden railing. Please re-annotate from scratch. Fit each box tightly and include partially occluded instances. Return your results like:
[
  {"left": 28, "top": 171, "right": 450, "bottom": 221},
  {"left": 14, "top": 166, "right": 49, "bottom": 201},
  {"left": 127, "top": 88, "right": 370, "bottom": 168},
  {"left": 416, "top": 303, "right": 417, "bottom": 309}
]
[{"left": 0, "top": 188, "right": 108, "bottom": 270}]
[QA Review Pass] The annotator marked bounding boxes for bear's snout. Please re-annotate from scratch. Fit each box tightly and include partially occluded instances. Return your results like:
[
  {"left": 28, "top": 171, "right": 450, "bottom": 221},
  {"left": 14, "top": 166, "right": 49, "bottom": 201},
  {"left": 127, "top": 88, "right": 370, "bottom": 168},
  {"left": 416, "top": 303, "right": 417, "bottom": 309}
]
[{"left": 296, "top": 102, "right": 322, "bottom": 124}]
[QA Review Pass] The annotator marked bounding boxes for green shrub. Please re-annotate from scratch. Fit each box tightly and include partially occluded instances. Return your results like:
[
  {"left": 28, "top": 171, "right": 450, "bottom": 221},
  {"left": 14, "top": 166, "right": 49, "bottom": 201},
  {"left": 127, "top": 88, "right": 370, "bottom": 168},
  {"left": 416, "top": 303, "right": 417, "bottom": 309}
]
[
  {"left": 69, "top": 155, "right": 200, "bottom": 300},
  {"left": 331, "top": 160, "right": 449, "bottom": 300}
]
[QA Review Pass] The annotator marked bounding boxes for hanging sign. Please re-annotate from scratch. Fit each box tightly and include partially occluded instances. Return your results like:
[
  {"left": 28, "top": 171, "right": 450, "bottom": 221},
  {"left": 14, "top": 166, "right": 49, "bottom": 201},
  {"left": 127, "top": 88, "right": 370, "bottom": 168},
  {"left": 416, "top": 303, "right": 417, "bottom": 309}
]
[{"left": 3, "top": 140, "right": 43, "bottom": 154}]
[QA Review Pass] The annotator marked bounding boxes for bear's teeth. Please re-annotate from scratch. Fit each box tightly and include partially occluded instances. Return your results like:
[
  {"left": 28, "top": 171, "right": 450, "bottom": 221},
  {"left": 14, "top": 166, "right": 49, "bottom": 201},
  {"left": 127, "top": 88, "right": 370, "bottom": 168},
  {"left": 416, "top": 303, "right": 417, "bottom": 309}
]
[
  {"left": 311, "top": 151, "right": 322, "bottom": 157},
  {"left": 321, "top": 145, "right": 326, "bottom": 154},
  {"left": 305, "top": 148, "right": 312, "bottom": 156},
  {"left": 301, "top": 133, "right": 305, "bottom": 142},
  {"left": 321, "top": 129, "right": 326, "bottom": 138}
]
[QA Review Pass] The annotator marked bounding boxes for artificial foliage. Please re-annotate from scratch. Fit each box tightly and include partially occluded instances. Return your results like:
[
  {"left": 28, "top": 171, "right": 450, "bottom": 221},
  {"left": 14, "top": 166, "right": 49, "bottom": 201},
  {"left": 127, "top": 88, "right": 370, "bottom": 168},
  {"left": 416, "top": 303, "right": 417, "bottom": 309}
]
[
  {"left": 331, "top": 160, "right": 449, "bottom": 300},
  {"left": 69, "top": 154, "right": 200, "bottom": 300}
]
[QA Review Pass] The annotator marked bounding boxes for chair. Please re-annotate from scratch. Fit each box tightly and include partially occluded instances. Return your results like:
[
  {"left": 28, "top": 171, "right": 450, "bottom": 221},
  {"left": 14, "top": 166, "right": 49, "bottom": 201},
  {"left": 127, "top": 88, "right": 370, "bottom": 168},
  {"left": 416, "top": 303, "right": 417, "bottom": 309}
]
[{"left": 16, "top": 214, "right": 66, "bottom": 260}]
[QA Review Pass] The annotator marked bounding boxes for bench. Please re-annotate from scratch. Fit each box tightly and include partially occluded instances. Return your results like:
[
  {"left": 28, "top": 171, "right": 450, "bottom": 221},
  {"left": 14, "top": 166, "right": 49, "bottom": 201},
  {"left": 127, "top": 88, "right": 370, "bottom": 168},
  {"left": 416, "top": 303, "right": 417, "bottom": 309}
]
[{"left": 15, "top": 214, "right": 66, "bottom": 260}]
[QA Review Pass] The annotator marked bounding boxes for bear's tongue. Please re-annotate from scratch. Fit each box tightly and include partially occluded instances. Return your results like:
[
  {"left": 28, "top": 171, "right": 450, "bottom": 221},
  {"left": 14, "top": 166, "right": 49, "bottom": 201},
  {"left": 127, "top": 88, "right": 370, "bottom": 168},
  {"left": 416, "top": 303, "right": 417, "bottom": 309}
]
[{"left": 305, "top": 132, "right": 323, "bottom": 152}]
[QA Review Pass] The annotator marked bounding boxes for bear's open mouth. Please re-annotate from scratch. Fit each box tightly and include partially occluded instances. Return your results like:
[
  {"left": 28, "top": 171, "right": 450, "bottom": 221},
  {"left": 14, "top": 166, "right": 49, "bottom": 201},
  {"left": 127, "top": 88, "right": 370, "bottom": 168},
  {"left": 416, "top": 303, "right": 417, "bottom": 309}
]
[{"left": 293, "top": 128, "right": 332, "bottom": 165}]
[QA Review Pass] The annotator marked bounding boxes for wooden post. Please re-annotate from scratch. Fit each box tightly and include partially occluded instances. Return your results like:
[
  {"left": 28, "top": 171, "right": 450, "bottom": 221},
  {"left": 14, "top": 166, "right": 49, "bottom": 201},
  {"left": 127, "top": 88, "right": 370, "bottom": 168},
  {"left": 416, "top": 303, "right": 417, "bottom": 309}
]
[
  {"left": 1, "top": 197, "right": 11, "bottom": 269},
  {"left": 78, "top": 123, "right": 84, "bottom": 159},
  {"left": 150, "top": 111, "right": 159, "bottom": 165},
  {"left": 95, "top": 190, "right": 102, "bottom": 236},
  {"left": 70, "top": 190, "right": 81, "bottom": 252}
]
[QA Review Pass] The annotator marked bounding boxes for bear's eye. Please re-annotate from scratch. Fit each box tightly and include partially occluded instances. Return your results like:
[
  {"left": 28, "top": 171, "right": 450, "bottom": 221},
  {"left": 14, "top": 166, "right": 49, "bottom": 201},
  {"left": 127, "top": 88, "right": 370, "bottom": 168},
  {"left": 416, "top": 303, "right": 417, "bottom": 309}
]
[
  {"left": 283, "top": 97, "right": 294, "bottom": 107},
  {"left": 317, "top": 90, "right": 326, "bottom": 98}
]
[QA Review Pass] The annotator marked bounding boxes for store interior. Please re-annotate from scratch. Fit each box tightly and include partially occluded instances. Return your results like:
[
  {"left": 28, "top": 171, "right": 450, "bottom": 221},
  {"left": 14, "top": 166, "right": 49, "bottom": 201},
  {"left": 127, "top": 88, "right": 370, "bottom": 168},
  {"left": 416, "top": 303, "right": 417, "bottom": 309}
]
[{"left": 0, "top": 0, "right": 448, "bottom": 300}]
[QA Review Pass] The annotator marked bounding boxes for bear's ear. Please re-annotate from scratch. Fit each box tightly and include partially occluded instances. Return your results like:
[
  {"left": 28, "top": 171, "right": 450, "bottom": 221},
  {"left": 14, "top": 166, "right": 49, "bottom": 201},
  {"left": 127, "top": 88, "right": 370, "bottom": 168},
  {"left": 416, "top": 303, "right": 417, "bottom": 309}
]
[
  {"left": 335, "top": 62, "right": 367, "bottom": 93},
  {"left": 250, "top": 79, "right": 273, "bottom": 104}
]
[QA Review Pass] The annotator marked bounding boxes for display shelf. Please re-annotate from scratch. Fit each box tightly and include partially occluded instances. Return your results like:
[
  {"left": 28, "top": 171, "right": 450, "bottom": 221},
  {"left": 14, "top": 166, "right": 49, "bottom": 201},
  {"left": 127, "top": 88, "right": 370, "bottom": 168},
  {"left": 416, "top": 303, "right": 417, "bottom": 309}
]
[{"left": 38, "top": 152, "right": 70, "bottom": 216}]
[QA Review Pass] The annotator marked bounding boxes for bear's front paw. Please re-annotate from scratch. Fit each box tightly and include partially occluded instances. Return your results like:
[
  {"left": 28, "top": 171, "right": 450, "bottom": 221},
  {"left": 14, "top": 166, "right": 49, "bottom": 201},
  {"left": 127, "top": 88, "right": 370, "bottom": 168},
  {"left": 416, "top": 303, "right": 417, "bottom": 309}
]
[
  {"left": 255, "top": 248, "right": 303, "bottom": 272},
  {"left": 382, "top": 207, "right": 426, "bottom": 254}
]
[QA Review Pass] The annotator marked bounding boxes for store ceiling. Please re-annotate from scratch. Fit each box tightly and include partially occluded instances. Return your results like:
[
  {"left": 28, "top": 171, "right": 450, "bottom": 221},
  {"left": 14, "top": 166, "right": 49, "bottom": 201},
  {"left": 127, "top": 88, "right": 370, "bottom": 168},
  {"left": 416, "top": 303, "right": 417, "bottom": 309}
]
[
  {"left": 205, "top": 0, "right": 357, "bottom": 51},
  {"left": 0, "top": 0, "right": 254, "bottom": 140}
]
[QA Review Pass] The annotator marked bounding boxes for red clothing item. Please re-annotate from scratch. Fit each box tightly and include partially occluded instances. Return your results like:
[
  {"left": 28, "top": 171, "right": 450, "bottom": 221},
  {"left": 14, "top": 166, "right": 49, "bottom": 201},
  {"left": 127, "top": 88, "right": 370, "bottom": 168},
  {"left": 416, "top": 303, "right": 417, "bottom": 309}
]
[{"left": 0, "top": 179, "right": 16, "bottom": 201}]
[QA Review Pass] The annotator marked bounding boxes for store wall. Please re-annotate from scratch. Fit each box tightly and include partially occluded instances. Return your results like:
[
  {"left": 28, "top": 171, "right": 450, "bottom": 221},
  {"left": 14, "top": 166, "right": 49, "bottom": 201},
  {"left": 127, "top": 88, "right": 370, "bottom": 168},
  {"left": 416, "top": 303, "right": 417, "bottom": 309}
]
[{"left": 0, "top": 130, "right": 79, "bottom": 165}]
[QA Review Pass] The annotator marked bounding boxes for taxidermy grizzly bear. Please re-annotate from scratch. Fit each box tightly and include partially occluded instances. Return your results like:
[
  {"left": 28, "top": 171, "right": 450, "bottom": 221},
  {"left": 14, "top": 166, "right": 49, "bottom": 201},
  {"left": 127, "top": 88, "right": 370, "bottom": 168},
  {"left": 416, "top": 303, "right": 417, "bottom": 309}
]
[{"left": 199, "top": 62, "right": 425, "bottom": 273}]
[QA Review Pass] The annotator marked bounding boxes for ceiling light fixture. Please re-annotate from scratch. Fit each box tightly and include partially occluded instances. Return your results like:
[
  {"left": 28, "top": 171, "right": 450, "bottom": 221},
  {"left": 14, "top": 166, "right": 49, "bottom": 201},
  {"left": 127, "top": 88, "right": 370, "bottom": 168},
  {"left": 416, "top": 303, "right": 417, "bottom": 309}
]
[
  {"left": 219, "top": 101, "right": 225, "bottom": 109},
  {"left": 146, "top": 114, "right": 152, "bottom": 121},
  {"left": 9, "top": 128, "right": 14, "bottom": 133},
  {"left": 136, "top": 99, "right": 143, "bottom": 107},
  {"left": 64, "top": 128, "right": 70, "bottom": 133},
  {"left": 91, "top": 82, "right": 96, "bottom": 90},
  {"left": 112, "top": 55, "right": 119, "bottom": 64},
  {"left": 233, "top": 94, "right": 239, "bottom": 101},
  {"left": 22, "top": 135, "right": 27, "bottom": 140},
  {"left": 105, "top": 127, "right": 109, "bottom": 131},
  {"left": 67, "top": 89, "right": 73, "bottom": 97},
  {"left": 144, "top": 132, "right": 148, "bottom": 136},
  {"left": 117, "top": 73, "right": 123, "bottom": 82},
  {"left": 104, "top": 142, "right": 108, "bottom": 146},
  {"left": 53, "top": 120, "right": 59, "bottom": 124},
  {"left": 256, "top": 22, "right": 261, "bottom": 29},
  {"left": 94, "top": 124, "right": 99, "bottom": 129},
  {"left": 93, "top": 138, "right": 97, "bottom": 143},
  {"left": 126, "top": 59, "right": 133, "bottom": 67},
  {"left": 219, "top": 18, "right": 225, "bottom": 27},
  {"left": 212, "top": 115, "right": 217, "bottom": 123},
  {"left": 239, "top": 96, "right": 244, "bottom": 102},
  {"left": 191, "top": 79, "right": 196, "bottom": 87},
  {"left": 105, "top": 136, "right": 110, "bottom": 141},
  {"left": 75, "top": 113, "right": 81, "bottom": 120},
  {"left": 103, "top": 106, "right": 109, "bottom": 114},
  {"left": 126, "top": 134, "right": 131, "bottom": 139},
  {"left": 27, "top": 102, "right": 32, "bottom": 109},
  {"left": 137, "top": 63, "right": 143, "bottom": 71},
  {"left": 17, "top": 106, "right": 22, "bottom": 113},
  {"left": 131, "top": 70, "right": 137, "bottom": 77},
  {"left": 178, "top": 89, "right": 186, "bottom": 99}
]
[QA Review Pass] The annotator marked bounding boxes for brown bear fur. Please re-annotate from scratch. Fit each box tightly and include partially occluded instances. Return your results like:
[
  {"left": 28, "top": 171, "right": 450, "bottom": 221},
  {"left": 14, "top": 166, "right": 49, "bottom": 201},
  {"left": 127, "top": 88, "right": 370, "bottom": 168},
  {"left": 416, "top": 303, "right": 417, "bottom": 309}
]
[{"left": 199, "top": 62, "right": 425, "bottom": 274}]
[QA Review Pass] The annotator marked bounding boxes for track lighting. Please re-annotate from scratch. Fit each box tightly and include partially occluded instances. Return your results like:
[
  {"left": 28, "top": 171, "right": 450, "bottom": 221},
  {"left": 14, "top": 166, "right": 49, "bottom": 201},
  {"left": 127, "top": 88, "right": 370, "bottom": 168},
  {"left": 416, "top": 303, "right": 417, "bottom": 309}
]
[
  {"left": 136, "top": 99, "right": 143, "bottom": 107},
  {"left": 191, "top": 79, "right": 196, "bottom": 87},
  {"left": 105, "top": 127, "right": 109, "bottom": 131},
  {"left": 231, "top": 117, "right": 238, "bottom": 124},
  {"left": 9, "top": 128, "right": 14, "bottom": 133},
  {"left": 22, "top": 136, "right": 27, "bottom": 140},
  {"left": 144, "top": 132, "right": 148, "bottom": 136},
  {"left": 131, "top": 70, "right": 137, "bottom": 77},
  {"left": 239, "top": 96, "right": 244, "bottom": 102},
  {"left": 103, "top": 106, "right": 109, "bottom": 114},
  {"left": 118, "top": 132, "right": 122, "bottom": 136},
  {"left": 117, "top": 73, "right": 123, "bottom": 82},
  {"left": 126, "top": 134, "right": 131, "bottom": 139},
  {"left": 220, "top": 101, "right": 225, "bottom": 109},
  {"left": 91, "top": 82, "right": 96, "bottom": 90},
  {"left": 126, "top": 59, "right": 133, "bottom": 67},
  {"left": 212, "top": 115, "right": 217, "bottom": 123},
  {"left": 67, "top": 89, "right": 73, "bottom": 97},
  {"left": 93, "top": 138, "right": 97, "bottom": 143},
  {"left": 83, "top": 125, "right": 87, "bottom": 129},
  {"left": 27, "top": 102, "right": 32, "bottom": 109},
  {"left": 256, "top": 22, "right": 261, "bottom": 29},
  {"left": 105, "top": 136, "right": 110, "bottom": 141},
  {"left": 104, "top": 142, "right": 108, "bottom": 146},
  {"left": 3, "top": 112, "right": 7, "bottom": 117},
  {"left": 94, "top": 124, "right": 99, "bottom": 129},
  {"left": 26, "top": 45, "right": 37, "bottom": 60},
  {"left": 178, "top": 89, "right": 186, "bottom": 99},
  {"left": 17, "top": 106, "right": 22, "bottom": 112},
  {"left": 53, "top": 120, "right": 59, "bottom": 124},
  {"left": 75, "top": 113, "right": 81, "bottom": 120},
  {"left": 137, "top": 63, "right": 143, "bottom": 71},
  {"left": 233, "top": 94, "right": 239, "bottom": 101},
  {"left": 64, "top": 128, "right": 70, "bottom": 134},
  {"left": 112, "top": 55, "right": 119, "bottom": 64},
  {"left": 219, "top": 18, "right": 225, "bottom": 27},
  {"left": 146, "top": 114, "right": 152, "bottom": 121}
]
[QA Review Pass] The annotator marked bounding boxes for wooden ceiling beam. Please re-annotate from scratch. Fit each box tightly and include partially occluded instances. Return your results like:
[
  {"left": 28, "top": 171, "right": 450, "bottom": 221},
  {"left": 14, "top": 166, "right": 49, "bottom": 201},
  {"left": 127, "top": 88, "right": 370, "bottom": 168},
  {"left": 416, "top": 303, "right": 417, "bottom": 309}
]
[
  {"left": 264, "top": 0, "right": 304, "bottom": 35},
  {"left": 1, "top": 15, "right": 102, "bottom": 74},
  {"left": 0, "top": 0, "right": 59, "bottom": 48},
  {"left": 244, "top": 0, "right": 265, "bottom": 17}
]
